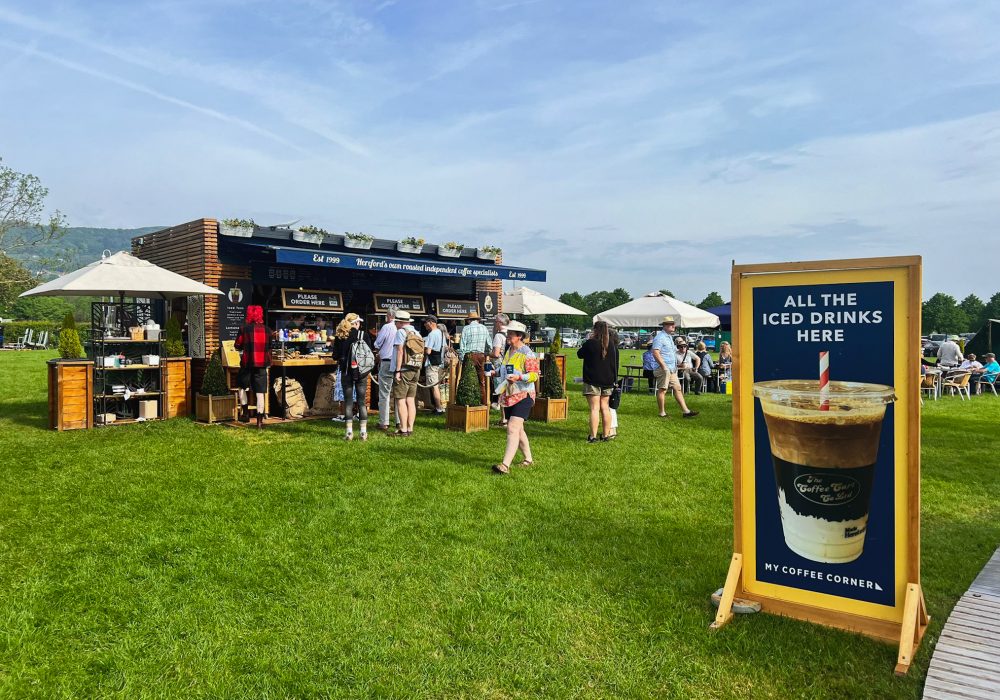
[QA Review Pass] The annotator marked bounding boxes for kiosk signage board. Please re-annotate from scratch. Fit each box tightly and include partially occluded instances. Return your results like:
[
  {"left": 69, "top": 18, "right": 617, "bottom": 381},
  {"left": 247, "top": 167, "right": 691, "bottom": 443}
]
[
  {"left": 715, "top": 256, "right": 926, "bottom": 675},
  {"left": 373, "top": 293, "right": 425, "bottom": 315},
  {"left": 220, "top": 279, "right": 251, "bottom": 341},
  {"left": 281, "top": 288, "right": 344, "bottom": 312},
  {"left": 436, "top": 299, "right": 479, "bottom": 319},
  {"left": 478, "top": 291, "right": 499, "bottom": 327}
]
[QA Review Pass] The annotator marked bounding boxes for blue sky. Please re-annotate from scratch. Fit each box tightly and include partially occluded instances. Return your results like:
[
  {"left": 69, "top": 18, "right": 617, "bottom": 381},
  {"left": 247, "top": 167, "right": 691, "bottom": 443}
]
[{"left": 2, "top": 0, "right": 999, "bottom": 302}]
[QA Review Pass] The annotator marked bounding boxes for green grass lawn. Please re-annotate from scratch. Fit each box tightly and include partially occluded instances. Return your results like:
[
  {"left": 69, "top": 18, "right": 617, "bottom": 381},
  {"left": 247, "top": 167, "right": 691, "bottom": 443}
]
[{"left": 1, "top": 350, "right": 998, "bottom": 698}]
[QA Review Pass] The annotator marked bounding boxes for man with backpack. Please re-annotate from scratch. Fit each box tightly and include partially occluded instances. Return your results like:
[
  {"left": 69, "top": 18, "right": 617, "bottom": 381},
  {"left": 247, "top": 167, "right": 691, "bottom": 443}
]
[{"left": 392, "top": 310, "right": 422, "bottom": 436}]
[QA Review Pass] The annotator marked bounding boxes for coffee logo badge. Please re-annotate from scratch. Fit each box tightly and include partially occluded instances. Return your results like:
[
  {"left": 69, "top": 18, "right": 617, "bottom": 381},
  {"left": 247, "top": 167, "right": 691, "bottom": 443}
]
[
  {"left": 228, "top": 287, "right": 243, "bottom": 304},
  {"left": 794, "top": 474, "right": 862, "bottom": 507},
  {"left": 484, "top": 295, "right": 494, "bottom": 313}
]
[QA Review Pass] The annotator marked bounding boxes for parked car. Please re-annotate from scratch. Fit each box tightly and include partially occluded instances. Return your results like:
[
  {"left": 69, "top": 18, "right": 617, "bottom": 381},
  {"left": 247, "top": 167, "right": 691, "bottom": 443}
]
[
  {"left": 960, "top": 332, "right": 977, "bottom": 344},
  {"left": 561, "top": 332, "right": 581, "bottom": 348},
  {"left": 618, "top": 331, "right": 637, "bottom": 348}
]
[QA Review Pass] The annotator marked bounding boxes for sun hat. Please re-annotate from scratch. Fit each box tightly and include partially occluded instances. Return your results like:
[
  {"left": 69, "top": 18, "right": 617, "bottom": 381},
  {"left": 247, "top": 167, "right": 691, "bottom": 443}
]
[
  {"left": 661, "top": 316, "right": 677, "bottom": 326},
  {"left": 395, "top": 310, "right": 412, "bottom": 321},
  {"left": 506, "top": 321, "right": 528, "bottom": 334},
  {"left": 466, "top": 309, "right": 480, "bottom": 320}
]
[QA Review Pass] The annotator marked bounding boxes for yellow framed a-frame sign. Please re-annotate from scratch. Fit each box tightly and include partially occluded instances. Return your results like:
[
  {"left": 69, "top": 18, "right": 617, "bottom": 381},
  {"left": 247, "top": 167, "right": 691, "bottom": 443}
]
[{"left": 712, "top": 256, "right": 927, "bottom": 676}]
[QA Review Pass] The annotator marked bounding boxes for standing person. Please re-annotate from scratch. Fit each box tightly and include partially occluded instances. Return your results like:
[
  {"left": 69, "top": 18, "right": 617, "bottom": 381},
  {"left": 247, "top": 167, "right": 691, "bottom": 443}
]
[
  {"left": 490, "top": 313, "right": 510, "bottom": 421},
  {"left": 652, "top": 316, "right": 698, "bottom": 418},
  {"left": 234, "top": 305, "right": 271, "bottom": 430},
  {"left": 577, "top": 320, "right": 619, "bottom": 443},
  {"left": 492, "top": 321, "right": 538, "bottom": 474},
  {"left": 373, "top": 308, "right": 398, "bottom": 431},
  {"left": 642, "top": 340, "right": 658, "bottom": 393},
  {"left": 334, "top": 314, "right": 374, "bottom": 440},
  {"left": 422, "top": 315, "right": 446, "bottom": 414},
  {"left": 937, "top": 336, "right": 963, "bottom": 368},
  {"left": 391, "top": 310, "right": 420, "bottom": 436},
  {"left": 459, "top": 310, "right": 491, "bottom": 405}
]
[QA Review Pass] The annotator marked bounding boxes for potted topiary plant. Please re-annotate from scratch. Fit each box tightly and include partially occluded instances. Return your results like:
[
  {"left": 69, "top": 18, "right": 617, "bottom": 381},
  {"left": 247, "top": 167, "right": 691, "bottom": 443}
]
[
  {"left": 439, "top": 241, "right": 464, "bottom": 258},
  {"left": 397, "top": 236, "right": 425, "bottom": 254},
  {"left": 477, "top": 245, "right": 502, "bottom": 261},
  {"left": 57, "top": 312, "right": 84, "bottom": 359},
  {"left": 292, "top": 224, "right": 328, "bottom": 245},
  {"left": 195, "top": 350, "right": 236, "bottom": 422},
  {"left": 220, "top": 218, "right": 256, "bottom": 237},
  {"left": 162, "top": 315, "right": 192, "bottom": 419},
  {"left": 344, "top": 231, "right": 375, "bottom": 250},
  {"left": 446, "top": 354, "right": 489, "bottom": 432},
  {"left": 531, "top": 351, "right": 568, "bottom": 422}
]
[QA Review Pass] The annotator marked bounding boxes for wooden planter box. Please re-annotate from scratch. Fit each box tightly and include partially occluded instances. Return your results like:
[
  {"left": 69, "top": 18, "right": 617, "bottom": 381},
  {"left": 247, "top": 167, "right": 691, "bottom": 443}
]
[
  {"left": 195, "top": 393, "right": 236, "bottom": 423},
  {"left": 163, "top": 357, "right": 192, "bottom": 418},
  {"left": 530, "top": 397, "right": 568, "bottom": 422},
  {"left": 446, "top": 404, "right": 489, "bottom": 432},
  {"left": 48, "top": 359, "right": 93, "bottom": 430}
]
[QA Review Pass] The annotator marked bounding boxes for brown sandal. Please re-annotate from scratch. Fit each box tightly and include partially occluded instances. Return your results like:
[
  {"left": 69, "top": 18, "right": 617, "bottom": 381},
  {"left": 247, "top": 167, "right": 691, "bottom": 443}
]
[
  {"left": 517, "top": 460, "right": 534, "bottom": 467},
  {"left": 492, "top": 463, "right": 510, "bottom": 474}
]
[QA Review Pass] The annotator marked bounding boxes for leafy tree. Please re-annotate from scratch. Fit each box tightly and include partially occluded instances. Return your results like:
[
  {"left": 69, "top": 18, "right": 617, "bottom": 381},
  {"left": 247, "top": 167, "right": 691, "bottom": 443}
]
[
  {"left": 959, "top": 295, "right": 986, "bottom": 332},
  {"left": 0, "top": 158, "right": 66, "bottom": 255},
  {"left": 164, "top": 315, "right": 185, "bottom": 357},
  {"left": 922, "top": 293, "right": 968, "bottom": 334},
  {"left": 10, "top": 295, "right": 72, "bottom": 322},
  {"left": 659, "top": 289, "right": 675, "bottom": 298},
  {"left": 200, "top": 351, "right": 230, "bottom": 396},
  {"left": 0, "top": 252, "right": 34, "bottom": 314},
  {"left": 698, "top": 292, "right": 725, "bottom": 310},
  {"left": 57, "top": 312, "right": 83, "bottom": 359},
  {"left": 546, "top": 292, "right": 589, "bottom": 331},
  {"left": 455, "top": 354, "right": 483, "bottom": 406},
  {"left": 982, "top": 292, "right": 1000, "bottom": 324}
]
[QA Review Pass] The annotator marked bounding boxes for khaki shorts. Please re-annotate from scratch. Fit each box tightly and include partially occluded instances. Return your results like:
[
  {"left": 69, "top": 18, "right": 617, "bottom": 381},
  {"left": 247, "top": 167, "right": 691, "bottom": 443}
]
[
  {"left": 425, "top": 365, "right": 441, "bottom": 386},
  {"left": 653, "top": 367, "right": 681, "bottom": 391},
  {"left": 583, "top": 383, "right": 614, "bottom": 396},
  {"left": 392, "top": 368, "right": 419, "bottom": 400}
]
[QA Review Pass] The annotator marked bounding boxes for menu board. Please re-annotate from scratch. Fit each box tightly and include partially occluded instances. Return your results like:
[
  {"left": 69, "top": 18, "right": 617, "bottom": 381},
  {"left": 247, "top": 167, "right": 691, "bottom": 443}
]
[
  {"left": 478, "top": 290, "right": 499, "bottom": 327},
  {"left": 220, "top": 279, "right": 251, "bottom": 341},
  {"left": 373, "top": 293, "right": 425, "bottom": 315},
  {"left": 281, "top": 288, "right": 344, "bottom": 312},
  {"left": 436, "top": 298, "right": 479, "bottom": 319}
]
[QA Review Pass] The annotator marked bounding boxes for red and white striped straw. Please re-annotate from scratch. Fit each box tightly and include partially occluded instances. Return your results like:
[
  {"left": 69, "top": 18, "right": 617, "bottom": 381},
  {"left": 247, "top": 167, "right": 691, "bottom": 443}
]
[{"left": 819, "top": 351, "right": 830, "bottom": 411}]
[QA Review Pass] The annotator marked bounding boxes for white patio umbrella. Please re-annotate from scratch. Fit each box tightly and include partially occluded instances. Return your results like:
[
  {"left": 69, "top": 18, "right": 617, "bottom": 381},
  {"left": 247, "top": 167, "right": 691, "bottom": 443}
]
[
  {"left": 502, "top": 287, "right": 587, "bottom": 316},
  {"left": 19, "top": 251, "right": 223, "bottom": 299},
  {"left": 593, "top": 292, "right": 720, "bottom": 328}
]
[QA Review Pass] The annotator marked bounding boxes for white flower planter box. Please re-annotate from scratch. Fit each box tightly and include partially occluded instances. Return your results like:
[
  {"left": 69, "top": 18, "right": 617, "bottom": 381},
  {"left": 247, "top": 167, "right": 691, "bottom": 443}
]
[
  {"left": 397, "top": 242, "right": 423, "bottom": 254},
  {"left": 439, "top": 247, "right": 463, "bottom": 258},
  {"left": 477, "top": 248, "right": 500, "bottom": 261},
  {"left": 345, "top": 237, "right": 374, "bottom": 250},
  {"left": 292, "top": 230, "right": 325, "bottom": 245},
  {"left": 220, "top": 223, "right": 254, "bottom": 238}
]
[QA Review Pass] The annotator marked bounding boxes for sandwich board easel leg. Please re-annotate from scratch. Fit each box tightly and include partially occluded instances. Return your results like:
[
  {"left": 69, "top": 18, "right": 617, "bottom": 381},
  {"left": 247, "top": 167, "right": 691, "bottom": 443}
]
[{"left": 711, "top": 553, "right": 743, "bottom": 630}]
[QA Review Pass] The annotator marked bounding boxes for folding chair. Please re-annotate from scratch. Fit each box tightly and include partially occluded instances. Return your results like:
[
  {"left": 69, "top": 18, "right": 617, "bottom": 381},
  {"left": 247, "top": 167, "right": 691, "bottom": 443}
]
[
  {"left": 920, "top": 371, "right": 938, "bottom": 401},
  {"left": 974, "top": 374, "right": 998, "bottom": 396},
  {"left": 29, "top": 330, "right": 49, "bottom": 349},
  {"left": 941, "top": 371, "right": 972, "bottom": 400}
]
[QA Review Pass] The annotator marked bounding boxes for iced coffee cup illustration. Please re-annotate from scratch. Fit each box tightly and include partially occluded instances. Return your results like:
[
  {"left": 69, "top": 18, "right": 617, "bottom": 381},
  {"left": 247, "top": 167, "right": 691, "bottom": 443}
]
[{"left": 753, "top": 378, "right": 895, "bottom": 564}]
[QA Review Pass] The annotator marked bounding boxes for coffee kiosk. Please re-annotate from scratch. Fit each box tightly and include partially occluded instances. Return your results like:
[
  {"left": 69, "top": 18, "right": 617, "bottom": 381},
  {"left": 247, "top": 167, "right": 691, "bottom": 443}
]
[{"left": 132, "top": 219, "right": 546, "bottom": 417}]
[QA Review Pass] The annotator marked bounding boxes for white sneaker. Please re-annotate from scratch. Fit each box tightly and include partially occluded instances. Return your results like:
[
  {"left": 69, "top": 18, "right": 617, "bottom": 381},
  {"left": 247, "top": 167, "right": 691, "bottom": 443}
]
[{"left": 490, "top": 402, "right": 499, "bottom": 410}]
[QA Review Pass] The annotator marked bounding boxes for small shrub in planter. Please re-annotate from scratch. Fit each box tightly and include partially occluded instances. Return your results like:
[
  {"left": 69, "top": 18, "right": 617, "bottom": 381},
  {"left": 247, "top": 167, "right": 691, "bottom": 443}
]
[
  {"left": 196, "top": 351, "right": 236, "bottom": 422},
  {"left": 57, "top": 312, "right": 84, "bottom": 359},
  {"left": 220, "top": 218, "right": 255, "bottom": 237},
  {"left": 477, "top": 245, "right": 502, "bottom": 261},
  {"left": 446, "top": 354, "right": 489, "bottom": 432},
  {"left": 345, "top": 232, "right": 375, "bottom": 249},
  {"left": 531, "top": 352, "right": 568, "bottom": 422},
  {"left": 164, "top": 315, "right": 185, "bottom": 357},
  {"left": 292, "top": 224, "right": 328, "bottom": 244},
  {"left": 397, "top": 236, "right": 425, "bottom": 254},
  {"left": 439, "top": 241, "right": 464, "bottom": 258}
]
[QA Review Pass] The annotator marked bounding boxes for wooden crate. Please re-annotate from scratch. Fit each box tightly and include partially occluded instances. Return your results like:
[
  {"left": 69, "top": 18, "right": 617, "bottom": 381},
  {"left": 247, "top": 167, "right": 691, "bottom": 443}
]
[
  {"left": 446, "top": 404, "right": 489, "bottom": 432},
  {"left": 530, "top": 397, "right": 568, "bottom": 422},
  {"left": 163, "top": 357, "right": 191, "bottom": 418},
  {"left": 48, "top": 360, "right": 93, "bottom": 431}
]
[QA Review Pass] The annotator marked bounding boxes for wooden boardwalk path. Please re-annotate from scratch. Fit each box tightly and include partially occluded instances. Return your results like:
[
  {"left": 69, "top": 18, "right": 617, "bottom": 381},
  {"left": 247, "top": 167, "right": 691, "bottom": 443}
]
[{"left": 923, "top": 547, "right": 1000, "bottom": 699}]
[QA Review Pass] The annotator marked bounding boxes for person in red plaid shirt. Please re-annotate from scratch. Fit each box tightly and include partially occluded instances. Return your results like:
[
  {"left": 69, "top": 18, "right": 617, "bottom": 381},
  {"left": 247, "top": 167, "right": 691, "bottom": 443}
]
[{"left": 234, "top": 305, "right": 271, "bottom": 429}]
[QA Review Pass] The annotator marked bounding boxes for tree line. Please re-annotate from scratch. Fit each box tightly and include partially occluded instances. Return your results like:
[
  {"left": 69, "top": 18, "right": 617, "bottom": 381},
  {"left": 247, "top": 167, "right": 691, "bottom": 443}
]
[{"left": 922, "top": 292, "right": 1000, "bottom": 335}]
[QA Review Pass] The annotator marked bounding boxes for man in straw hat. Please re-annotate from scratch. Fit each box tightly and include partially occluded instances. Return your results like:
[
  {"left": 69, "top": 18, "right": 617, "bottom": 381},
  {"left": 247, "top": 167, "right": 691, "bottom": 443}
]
[
  {"left": 651, "top": 316, "right": 698, "bottom": 419},
  {"left": 459, "top": 308, "right": 492, "bottom": 405}
]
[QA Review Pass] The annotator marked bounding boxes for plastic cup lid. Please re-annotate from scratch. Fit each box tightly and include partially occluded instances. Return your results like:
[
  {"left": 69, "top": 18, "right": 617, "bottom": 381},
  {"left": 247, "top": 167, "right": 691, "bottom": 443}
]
[{"left": 753, "top": 379, "right": 896, "bottom": 405}]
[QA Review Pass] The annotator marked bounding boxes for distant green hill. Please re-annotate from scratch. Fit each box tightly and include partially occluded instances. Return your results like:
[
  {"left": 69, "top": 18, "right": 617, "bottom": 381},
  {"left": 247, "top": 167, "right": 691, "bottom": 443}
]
[{"left": 10, "top": 226, "right": 163, "bottom": 275}]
